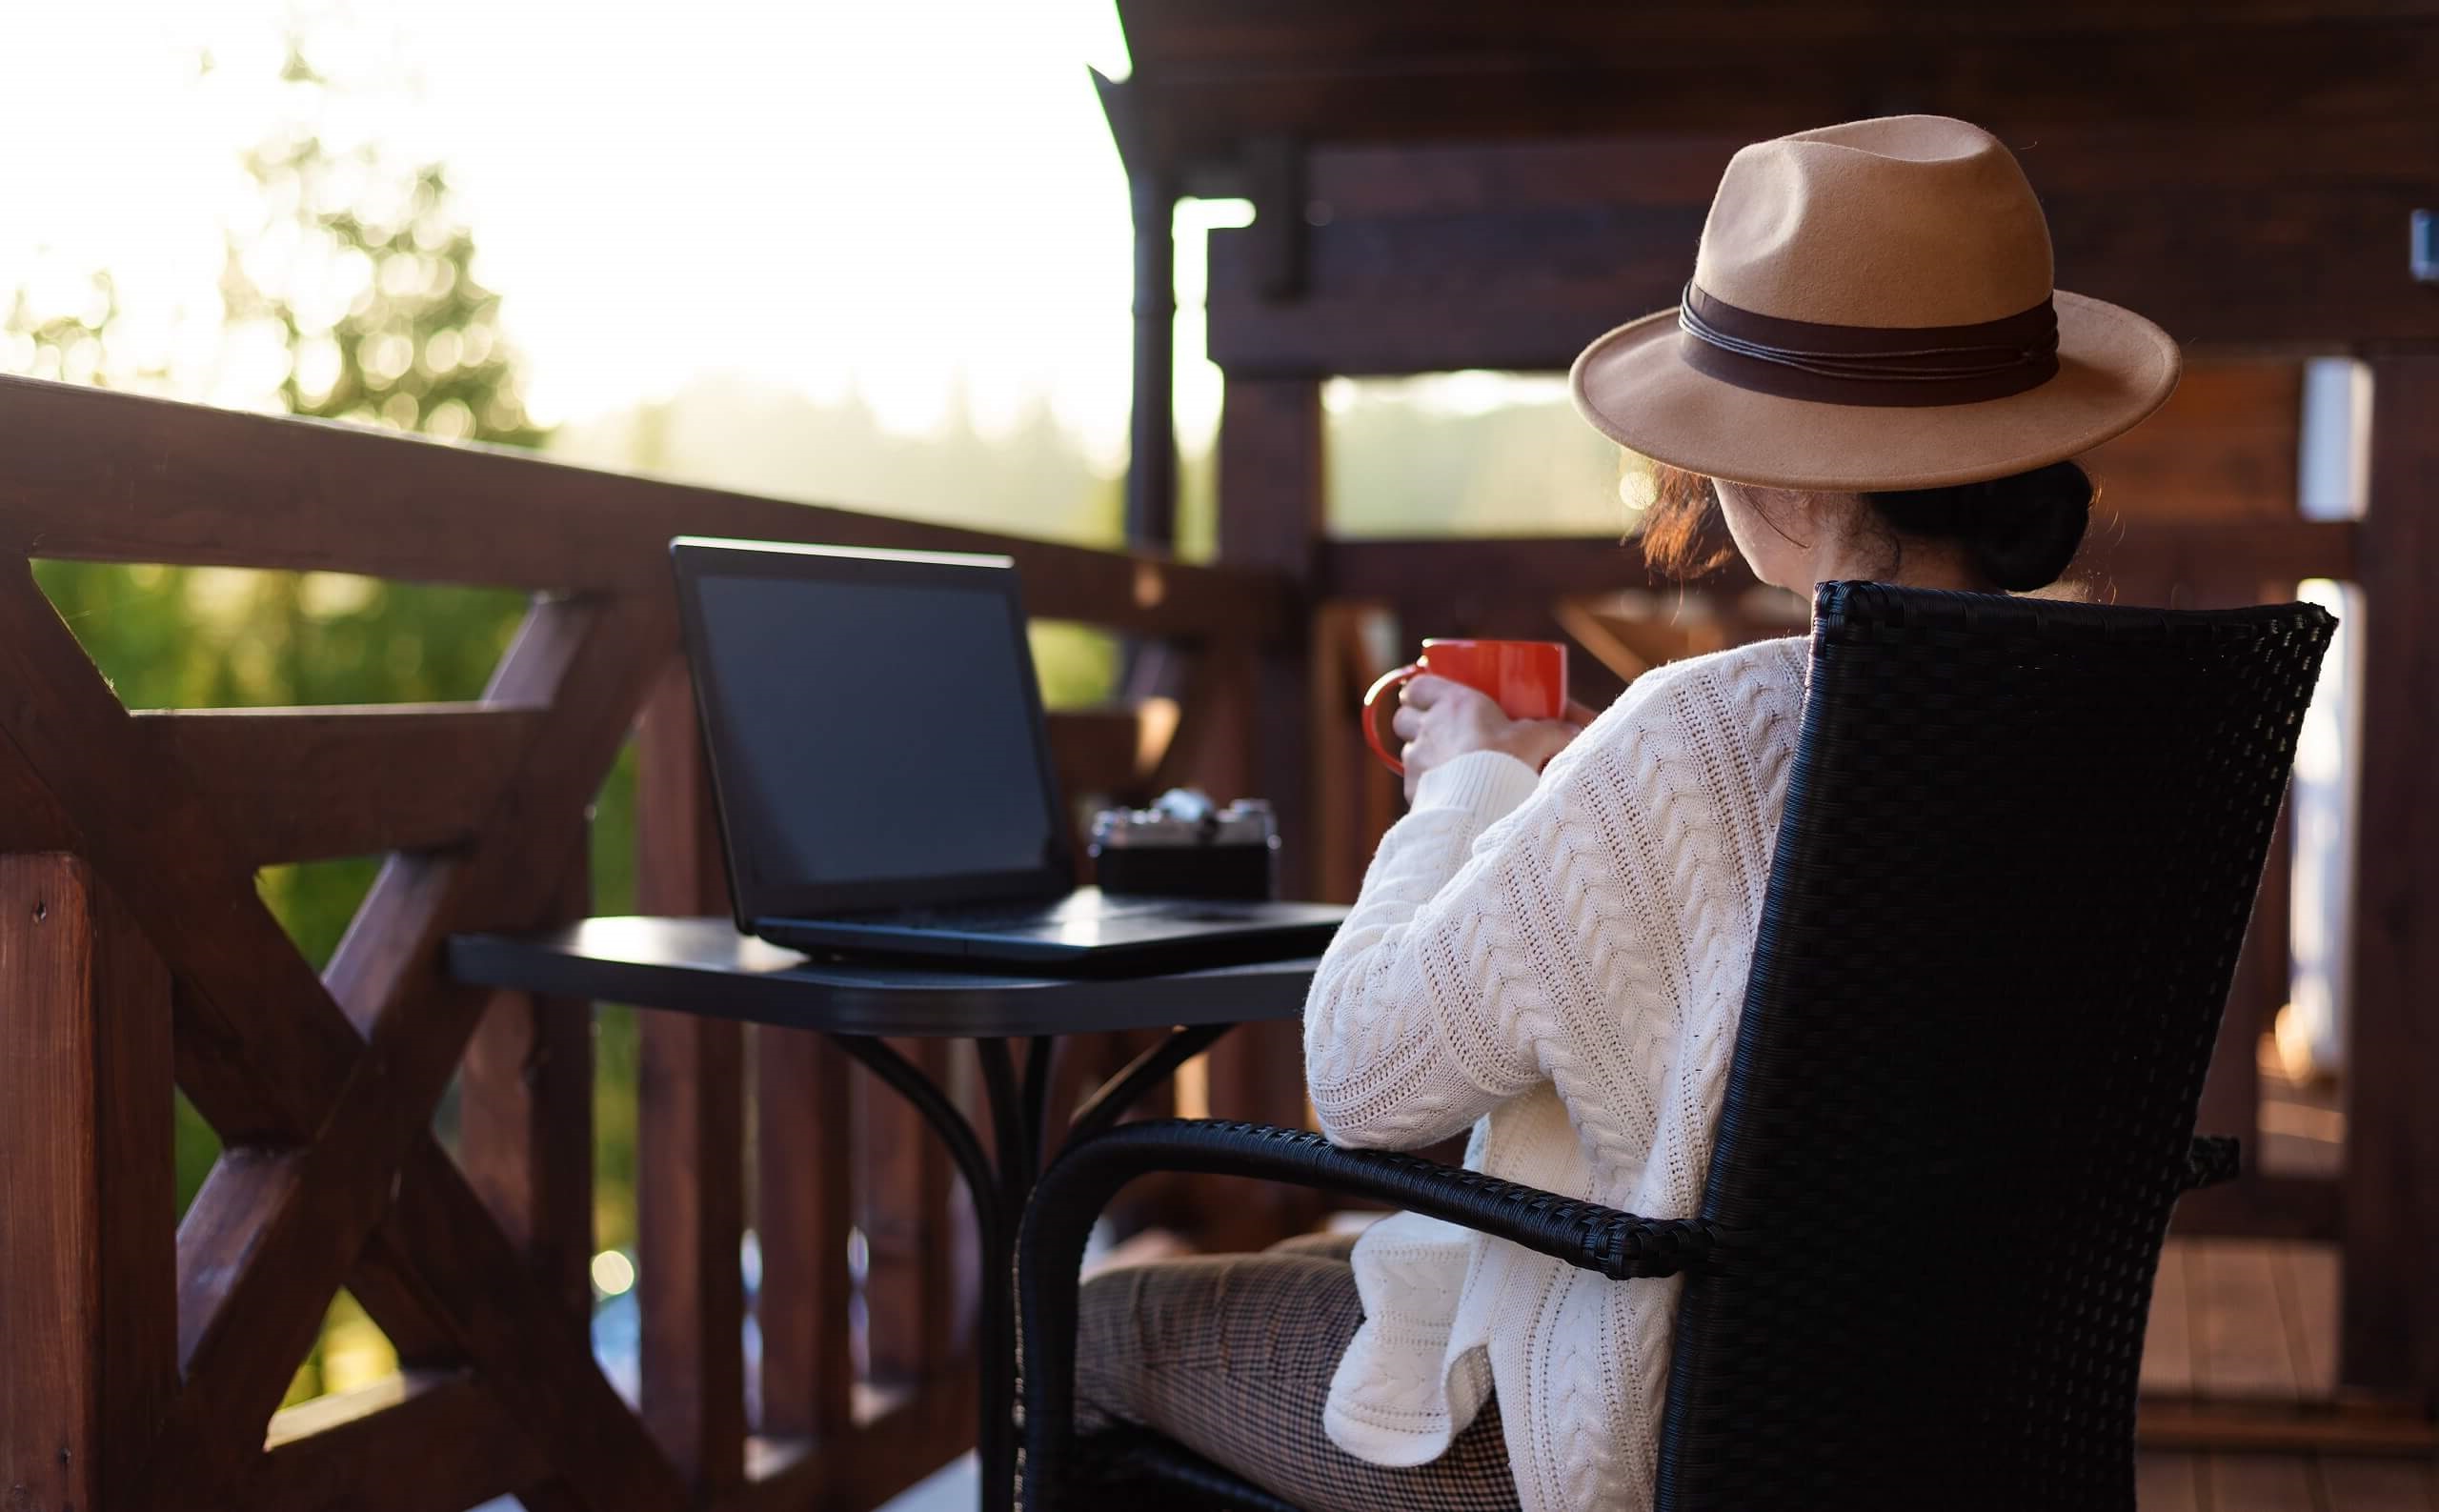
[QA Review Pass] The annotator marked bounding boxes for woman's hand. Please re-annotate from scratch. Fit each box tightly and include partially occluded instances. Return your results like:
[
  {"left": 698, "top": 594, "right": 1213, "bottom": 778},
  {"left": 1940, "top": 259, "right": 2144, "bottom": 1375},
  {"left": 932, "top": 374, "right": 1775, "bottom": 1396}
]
[{"left": 1389, "top": 675, "right": 1596, "bottom": 801}]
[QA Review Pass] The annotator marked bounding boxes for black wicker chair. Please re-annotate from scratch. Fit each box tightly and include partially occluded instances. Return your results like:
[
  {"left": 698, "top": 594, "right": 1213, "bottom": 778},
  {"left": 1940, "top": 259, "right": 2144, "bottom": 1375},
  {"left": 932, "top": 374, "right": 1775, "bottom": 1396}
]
[{"left": 1017, "top": 583, "right": 2335, "bottom": 1512}]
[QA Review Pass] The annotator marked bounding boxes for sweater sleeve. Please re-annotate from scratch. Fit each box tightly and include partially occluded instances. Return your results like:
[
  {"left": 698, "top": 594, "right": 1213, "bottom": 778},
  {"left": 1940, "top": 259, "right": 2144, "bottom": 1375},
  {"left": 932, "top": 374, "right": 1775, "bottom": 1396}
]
[{"left": 1302, "top": 731, "right": 1645, "bottom": 1151}]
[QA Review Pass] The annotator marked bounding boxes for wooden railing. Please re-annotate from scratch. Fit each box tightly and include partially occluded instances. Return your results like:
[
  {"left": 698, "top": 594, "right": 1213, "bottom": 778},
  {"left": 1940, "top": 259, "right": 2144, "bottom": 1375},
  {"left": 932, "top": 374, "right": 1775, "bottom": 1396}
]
[{"left": 0, "top": 373, "right": 1305, "bottom": 1511}]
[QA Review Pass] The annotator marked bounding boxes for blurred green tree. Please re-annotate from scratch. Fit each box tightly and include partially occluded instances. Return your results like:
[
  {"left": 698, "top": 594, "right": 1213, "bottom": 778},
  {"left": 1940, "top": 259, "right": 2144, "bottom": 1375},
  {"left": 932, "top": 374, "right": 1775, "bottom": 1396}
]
[{"left": 219, "top": 49, "right": 545, "bottom": 445}]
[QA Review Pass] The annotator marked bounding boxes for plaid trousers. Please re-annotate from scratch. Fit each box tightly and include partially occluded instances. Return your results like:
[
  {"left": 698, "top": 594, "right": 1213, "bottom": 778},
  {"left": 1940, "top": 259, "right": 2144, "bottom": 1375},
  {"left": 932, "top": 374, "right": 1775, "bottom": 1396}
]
[{"left": 1074, "top": 1232, "right": 1522, "bottom": 1512}]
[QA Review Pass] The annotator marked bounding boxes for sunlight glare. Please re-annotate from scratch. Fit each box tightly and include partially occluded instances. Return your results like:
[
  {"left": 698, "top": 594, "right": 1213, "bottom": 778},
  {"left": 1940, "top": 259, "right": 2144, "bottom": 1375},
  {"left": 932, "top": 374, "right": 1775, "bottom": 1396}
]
[
  {"left": 591, "top": 1248, "right": 637, "bottom": 1298},
  {"left": 3, "top": 0, "right": 1148, "bottom": 454}
]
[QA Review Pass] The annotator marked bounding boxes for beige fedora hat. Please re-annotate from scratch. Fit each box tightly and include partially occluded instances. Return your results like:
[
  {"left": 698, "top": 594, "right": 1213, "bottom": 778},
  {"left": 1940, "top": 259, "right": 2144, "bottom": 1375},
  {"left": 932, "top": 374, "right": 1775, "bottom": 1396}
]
[{"left": 1570, "top": 115, "right": 2180, "bottom": 493}]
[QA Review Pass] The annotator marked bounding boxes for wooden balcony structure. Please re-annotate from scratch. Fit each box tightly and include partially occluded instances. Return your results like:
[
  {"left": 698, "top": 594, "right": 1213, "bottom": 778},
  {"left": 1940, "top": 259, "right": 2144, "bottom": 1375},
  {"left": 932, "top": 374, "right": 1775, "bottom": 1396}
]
[
  {"left": 1, "top": 4, "right": 2435, "bottom": 1509},
  {"left": 1106, "top": 0, "right": 2439, "bottom": 1441}
]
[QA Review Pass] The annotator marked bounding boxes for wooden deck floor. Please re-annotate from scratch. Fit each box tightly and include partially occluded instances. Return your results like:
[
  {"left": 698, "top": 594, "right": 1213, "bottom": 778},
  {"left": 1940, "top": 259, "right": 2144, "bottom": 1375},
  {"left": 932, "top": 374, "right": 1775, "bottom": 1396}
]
[
  {"left": 2144, "top": 1238, "right": 2341, "bottom": 1401},
  {"left": 2141, "top": 1451, "right": 2439, "bottom": 1511},
  {"left": 2138, "top": 1048, "right": 2436, "bottom": 1508},
  {"left": 2140, "top": 1235, "right": 2436, "bottom": 1509}
]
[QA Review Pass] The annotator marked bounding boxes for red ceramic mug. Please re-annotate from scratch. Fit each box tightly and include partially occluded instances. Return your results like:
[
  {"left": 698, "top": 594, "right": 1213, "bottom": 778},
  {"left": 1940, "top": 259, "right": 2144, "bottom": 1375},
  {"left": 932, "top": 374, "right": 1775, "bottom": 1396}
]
[{"left": 1362, "top": 638, "right": 1569, "bottom": 775}]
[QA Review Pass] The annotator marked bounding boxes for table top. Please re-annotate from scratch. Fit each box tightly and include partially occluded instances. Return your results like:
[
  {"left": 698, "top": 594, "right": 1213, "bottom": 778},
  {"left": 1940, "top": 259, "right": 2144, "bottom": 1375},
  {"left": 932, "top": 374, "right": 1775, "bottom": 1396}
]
[{"left": 447, "top": 916, "right": 1317, "bottom": 1037}]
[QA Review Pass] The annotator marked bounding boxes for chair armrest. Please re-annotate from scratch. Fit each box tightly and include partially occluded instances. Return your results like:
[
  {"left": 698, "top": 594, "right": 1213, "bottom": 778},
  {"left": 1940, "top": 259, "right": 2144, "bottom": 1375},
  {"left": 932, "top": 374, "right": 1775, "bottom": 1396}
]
[
  {"left": 2183, "top": 1134, "right": 2241, "bottom": 1190},
  {"left": 1025, "top": 1118, "right": 1716, "bottom": 1282},
  {"left": 1018, "top": 1118, "right": 1715, "bottom": 1510}
]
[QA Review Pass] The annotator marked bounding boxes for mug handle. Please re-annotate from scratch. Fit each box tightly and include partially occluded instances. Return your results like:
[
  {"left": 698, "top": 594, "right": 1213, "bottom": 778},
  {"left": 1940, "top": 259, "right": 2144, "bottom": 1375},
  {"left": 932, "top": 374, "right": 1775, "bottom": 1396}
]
[{"left": 1361, "top": 663, "right": 1422, "bottom": 775}]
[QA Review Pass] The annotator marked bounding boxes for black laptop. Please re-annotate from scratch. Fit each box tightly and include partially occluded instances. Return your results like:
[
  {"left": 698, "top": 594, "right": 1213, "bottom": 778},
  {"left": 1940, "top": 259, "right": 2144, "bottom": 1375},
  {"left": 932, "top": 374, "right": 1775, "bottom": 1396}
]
[{"left": 669, "top": 536, "right": 1349, "bottom": 971}]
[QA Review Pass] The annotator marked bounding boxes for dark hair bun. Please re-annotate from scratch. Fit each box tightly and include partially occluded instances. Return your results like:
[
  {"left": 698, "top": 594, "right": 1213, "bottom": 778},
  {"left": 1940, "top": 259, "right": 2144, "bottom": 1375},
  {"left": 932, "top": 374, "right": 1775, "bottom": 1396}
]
[{"left": 1865, "top": 461, "right": 2093, "bottom": 593}]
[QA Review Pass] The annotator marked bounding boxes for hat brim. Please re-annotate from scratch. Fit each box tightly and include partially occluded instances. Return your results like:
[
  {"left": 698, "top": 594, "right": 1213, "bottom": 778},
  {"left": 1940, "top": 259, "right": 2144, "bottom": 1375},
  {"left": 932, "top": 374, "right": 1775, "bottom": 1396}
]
[{"left": 1567, "top": 290, "right": 2182, "bottom": 493}]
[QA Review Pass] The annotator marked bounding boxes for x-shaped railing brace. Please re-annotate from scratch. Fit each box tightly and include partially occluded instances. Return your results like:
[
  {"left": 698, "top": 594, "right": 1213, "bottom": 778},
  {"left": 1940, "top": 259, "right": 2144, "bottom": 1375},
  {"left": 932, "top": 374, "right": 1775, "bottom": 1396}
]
[{"left": 0, "top": 556, "right": 687, "bottom": 1510}]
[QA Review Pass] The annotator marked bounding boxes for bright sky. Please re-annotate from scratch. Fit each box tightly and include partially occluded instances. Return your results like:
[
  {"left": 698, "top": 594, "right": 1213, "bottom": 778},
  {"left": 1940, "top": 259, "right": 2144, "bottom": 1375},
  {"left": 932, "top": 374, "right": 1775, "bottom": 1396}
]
[{"left": 2, "top": 0, "right": 1257, "bottom": 463}]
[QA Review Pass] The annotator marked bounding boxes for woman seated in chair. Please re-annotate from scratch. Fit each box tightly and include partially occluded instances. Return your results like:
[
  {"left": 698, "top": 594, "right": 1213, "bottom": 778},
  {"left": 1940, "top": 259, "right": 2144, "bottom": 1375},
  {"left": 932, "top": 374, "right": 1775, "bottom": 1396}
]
[{"left": 1073, "top": 114, "right": 2182, "bottom": 1512}]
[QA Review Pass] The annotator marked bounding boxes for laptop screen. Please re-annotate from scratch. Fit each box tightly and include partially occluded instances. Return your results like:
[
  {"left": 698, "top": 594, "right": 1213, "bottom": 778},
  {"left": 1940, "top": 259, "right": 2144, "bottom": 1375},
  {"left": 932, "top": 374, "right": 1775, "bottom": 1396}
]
[{"left": 674, "top": 540, "right": 1072, "bottom": 919}]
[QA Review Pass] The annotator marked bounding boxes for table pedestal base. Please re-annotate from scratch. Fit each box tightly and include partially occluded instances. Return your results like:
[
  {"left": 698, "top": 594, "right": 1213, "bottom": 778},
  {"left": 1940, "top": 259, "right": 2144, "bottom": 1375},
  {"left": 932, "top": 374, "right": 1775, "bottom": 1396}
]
[{"left": 831, "top": 1021, "right": 1235, "bottom": 1512}]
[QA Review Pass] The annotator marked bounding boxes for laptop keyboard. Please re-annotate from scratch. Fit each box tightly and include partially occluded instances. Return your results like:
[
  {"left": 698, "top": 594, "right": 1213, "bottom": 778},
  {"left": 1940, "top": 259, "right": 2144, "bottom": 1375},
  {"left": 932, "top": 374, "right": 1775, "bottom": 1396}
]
[{"left": 875, "top": 896, "right": 1177, "bottom": 931}]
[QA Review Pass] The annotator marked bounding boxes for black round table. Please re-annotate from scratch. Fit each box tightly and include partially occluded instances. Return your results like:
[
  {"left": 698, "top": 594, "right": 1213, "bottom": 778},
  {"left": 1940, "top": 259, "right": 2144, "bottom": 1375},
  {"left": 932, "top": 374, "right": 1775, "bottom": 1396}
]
[{"left": 448, "top": 917, "right": 1315, "bottom": 1512}]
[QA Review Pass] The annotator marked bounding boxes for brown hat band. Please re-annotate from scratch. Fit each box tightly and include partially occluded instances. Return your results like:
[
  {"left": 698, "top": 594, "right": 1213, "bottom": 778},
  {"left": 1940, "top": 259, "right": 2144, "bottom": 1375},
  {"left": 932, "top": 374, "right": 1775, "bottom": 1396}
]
[{"left": 1678, "top": 283, "right": 2061, "bottom": 408}]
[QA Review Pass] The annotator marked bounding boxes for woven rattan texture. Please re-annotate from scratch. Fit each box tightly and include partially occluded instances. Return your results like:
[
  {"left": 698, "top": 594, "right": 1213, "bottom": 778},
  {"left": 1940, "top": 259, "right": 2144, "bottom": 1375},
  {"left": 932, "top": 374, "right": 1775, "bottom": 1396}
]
[
  {"left": 1653, "top": 584, "right": 2333, "bottom": 1511},
  {"left": 1019, "top": 585, "right": 2333, "bottom": 1512}
]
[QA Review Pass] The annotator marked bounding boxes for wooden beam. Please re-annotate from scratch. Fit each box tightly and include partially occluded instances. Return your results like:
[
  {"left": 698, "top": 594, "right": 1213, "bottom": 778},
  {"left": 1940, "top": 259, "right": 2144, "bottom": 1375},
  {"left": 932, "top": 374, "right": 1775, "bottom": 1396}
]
[
  {"left": 2339, "top": 353, "right": 2439, "bottom": 1405},
  {"left": 252, "top": 1371, "right": 549, "bottom": 1512},
  {"left": 0, "top": 728, "right": 77, "bottom": 855},
  {"left": 1320, "top": 522, "right": 2357, "bottom": 615},
  {"left": 138, "top": 704, "right": 543, "bottom": 866},
  {"left": 457, "top": 816, "right": 596, "bottom": 1332},
  {"left": 1292, "top": 118, "right": 2439, "bottom": 225},
  {"left": 0, "top": 854, "right": 176, "bottom": 1512},
  {"left": 336, "top": 1222, "right": 470, "bottom": 1376},
  {"left": 1206, "top": 124, "right": 2439, "bottom": 375},
  {"left": 1322, "top": 534, "right": 1683, "bottom": 606},
  {"left": 2136, "top": 1396, "right": 2439, "bottom": 1455},
  {"left": 0, "top": 374, "right": 1291, "bottom": 641},
  {"left": 1124, "top": 11, "right": 2439, "bottom": 170},
  {"left": 1127, "top": 1, "right": 2439, "bottom": 69}
]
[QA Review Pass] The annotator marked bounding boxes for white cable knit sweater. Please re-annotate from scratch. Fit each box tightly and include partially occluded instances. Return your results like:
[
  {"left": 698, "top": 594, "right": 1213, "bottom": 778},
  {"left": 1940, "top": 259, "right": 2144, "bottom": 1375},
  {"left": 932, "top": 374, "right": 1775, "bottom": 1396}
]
[{"left": 1304, "top": 635, "right": 1810, "bottom": 1512}]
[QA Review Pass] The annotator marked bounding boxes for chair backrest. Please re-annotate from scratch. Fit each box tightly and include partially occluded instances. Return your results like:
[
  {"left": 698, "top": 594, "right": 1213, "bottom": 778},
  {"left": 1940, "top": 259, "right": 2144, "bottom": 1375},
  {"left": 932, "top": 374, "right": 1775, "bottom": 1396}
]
[{"left": 1655, "top": 583, "right": 2333, "bottom": 1511}]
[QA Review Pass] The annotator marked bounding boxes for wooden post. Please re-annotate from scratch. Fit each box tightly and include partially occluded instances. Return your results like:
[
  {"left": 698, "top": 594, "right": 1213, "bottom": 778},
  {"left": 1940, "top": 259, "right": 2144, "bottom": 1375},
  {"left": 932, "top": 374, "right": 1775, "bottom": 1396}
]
[
  {"left": 1199, "top": 373, "right": 1328, "bottom": 1248},
  {"left": 635, "top": 663, "right": 748, "bottom": 1492},
  {"left": 0, "top": 854, "right": 176, "bottom": 1511},
  {"left": 856, "top": 1038, "right": 958, "bottom": 1384},
  {"left": 1314, "top": 602, "right": 1402, "bottom": 905},
  {"left": 755, "top": 1028, "right": 857, "bottom": 1443},
  {"left": 2339, "top": 353, "right": 2439, "bottom": 1404},
  {"left": 1213, "top": 374, "right": 1324, "bottom": 894},
  {"left": 1125, "top": 168, "right": 1179, "bottom": 550}
]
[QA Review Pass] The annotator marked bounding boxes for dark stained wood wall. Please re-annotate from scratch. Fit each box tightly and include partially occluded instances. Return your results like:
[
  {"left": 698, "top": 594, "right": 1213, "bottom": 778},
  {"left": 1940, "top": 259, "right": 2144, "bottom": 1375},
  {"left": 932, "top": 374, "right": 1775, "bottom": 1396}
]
[
  {"left": 1118, "top": 2, "right": 2439, "bottom": 171},
  {"left": 1203, "top": 126, "right": 2439, "bottom": 377}
]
